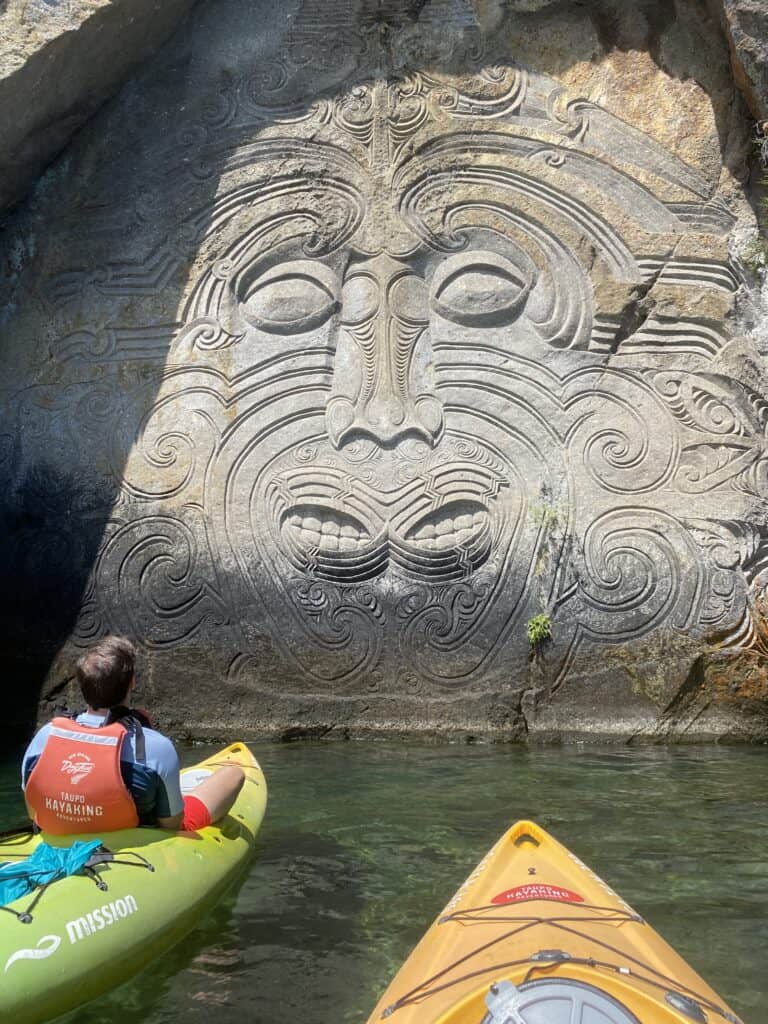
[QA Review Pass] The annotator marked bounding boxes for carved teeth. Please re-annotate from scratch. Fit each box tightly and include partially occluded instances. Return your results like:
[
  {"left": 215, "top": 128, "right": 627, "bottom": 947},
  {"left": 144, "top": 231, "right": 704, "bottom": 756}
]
[
  {"left": 285, "top": 510, "right": 369, "bottom": 551},
  {"left": 282, "top": 507, "right": 490, "bottom": 564},
  {"left": 408, "top": 510, "right": 487, "bottom": 550}
]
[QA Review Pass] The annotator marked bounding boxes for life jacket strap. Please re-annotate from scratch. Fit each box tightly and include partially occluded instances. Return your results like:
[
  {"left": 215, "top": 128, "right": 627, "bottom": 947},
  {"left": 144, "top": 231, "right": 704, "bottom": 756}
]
[{"left": 106, "top": 707, "right": 147, "bottom": 764}]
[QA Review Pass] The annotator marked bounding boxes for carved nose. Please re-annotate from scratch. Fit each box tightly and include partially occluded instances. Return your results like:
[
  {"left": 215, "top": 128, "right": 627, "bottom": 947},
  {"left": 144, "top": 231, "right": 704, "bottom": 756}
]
[
  {"left": 325, "top": 317, "right": 445, "bottom": 447},
  {"left": 327, "top": 258, "right": 444, "bottom": 449},
  {"left": 362, "top": 391, "right": 406, "bottom": 438},
  {"left": 326, "top": 392, "right": 440, "bottom": 448}
]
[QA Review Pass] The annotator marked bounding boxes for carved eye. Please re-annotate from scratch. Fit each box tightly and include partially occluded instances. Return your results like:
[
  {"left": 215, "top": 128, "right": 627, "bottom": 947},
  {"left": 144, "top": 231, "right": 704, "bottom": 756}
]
[
  {"left": 240, "top": 260, "right": 339, "bottom": 335},
  {"left": 431, "top": 250, "right": 532, "bottom": 327}
]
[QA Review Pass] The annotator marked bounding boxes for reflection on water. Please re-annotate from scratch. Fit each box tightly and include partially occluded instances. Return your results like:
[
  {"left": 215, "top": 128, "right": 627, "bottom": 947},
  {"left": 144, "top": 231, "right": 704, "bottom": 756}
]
[{"left": 1, "top": 743, "right": 766, "bottom": 1024}]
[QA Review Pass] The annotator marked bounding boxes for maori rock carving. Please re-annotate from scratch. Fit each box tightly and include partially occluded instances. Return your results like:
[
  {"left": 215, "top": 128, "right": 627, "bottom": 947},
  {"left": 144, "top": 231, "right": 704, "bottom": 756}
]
[{"left": 10, "top": 0, "right": 764, "bottom": 712}]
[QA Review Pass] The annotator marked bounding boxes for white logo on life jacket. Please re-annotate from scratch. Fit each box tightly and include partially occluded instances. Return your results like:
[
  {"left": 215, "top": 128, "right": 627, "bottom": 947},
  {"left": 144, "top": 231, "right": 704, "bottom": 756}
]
[
  {"left": 60, "top": 751, "right": 94, "bottom": 785},
  {"left": 44, "top": 793, "right": 104, "bottom": 823},
  {"left": 4, "top": 934, "right": 61, "bottom": 973}
]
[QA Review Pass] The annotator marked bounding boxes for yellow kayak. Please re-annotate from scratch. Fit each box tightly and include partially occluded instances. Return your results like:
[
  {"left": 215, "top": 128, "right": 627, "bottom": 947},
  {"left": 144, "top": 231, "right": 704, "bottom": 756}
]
[
  {"left": 0, "top": 742, "right": 266, "bottom": 1024},
  {"left": 368, "top": 820, "right": 743, "bottom": 1024}
]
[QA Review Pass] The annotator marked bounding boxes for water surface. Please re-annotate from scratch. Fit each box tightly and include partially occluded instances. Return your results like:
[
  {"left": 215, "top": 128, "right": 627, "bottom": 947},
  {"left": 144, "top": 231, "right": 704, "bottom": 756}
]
[{"left": 2, "top": 742, "right": 765, "bottom": 1023}]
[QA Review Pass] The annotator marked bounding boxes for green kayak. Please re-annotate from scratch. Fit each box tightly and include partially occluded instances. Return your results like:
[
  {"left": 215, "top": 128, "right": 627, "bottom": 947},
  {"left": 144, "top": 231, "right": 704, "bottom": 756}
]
[{"left": 0, "top": 742, "right": 267, "bottom": 1024}]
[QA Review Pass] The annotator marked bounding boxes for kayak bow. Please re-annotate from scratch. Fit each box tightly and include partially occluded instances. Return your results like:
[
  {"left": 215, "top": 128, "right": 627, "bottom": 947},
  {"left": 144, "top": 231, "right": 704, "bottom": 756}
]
[{"left": 367, "top": 820, "right": 743, "bottom": 1024}]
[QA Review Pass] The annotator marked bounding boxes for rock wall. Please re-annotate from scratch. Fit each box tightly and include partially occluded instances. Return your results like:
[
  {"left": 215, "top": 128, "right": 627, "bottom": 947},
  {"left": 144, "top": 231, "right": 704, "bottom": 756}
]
[
  {"left": 1, "top": 0, "right": 767, "bottom": 742},
  {"left": 0, "top": 0, "right": 200, "bottom": 216},
  {"left": 709, "top": 0, "right": 768, "bottom": 120}
]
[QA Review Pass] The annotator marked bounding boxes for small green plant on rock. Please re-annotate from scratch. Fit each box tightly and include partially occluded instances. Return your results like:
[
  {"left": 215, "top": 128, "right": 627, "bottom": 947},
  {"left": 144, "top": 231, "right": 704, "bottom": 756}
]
[
  {"left": 526, "top": 612, "right": 552, "bottom": 649},
  {"left": 530, "top": 501, "right": 568, "bottom": 529}
]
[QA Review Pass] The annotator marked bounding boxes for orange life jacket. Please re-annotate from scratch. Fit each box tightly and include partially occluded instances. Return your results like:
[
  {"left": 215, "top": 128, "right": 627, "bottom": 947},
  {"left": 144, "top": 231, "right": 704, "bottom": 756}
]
[{"left": 25, "top": 717, "right": 139, "bottom": 835}]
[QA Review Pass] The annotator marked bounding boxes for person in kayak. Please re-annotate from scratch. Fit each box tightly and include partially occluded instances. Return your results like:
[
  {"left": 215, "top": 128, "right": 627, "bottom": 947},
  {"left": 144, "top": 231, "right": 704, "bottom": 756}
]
[{"left": 21, "top": 635, "right": 244, "bottom": 835}]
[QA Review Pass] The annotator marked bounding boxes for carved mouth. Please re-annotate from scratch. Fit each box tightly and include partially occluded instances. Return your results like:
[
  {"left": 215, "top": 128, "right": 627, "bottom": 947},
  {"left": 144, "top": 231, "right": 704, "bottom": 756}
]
[
  {"left": 278, "top": 499, "right": 492, "bottom": 582},
  {"left": 283, "top": 507, "right": 371, "bottom": 553},
  {"left": 393, "top": 501, "right": 492, "bottom": 578},
  {"left": 405, "top": 505, "right": 488, "bottom": 550},
  {"left": 280, "top": 505, "right": 388, "bottom": 583}
]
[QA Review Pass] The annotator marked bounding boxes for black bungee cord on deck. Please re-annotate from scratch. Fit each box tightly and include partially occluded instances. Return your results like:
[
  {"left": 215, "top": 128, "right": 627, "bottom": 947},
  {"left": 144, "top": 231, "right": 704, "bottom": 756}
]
[
  {"left": 380, "top": 899, "right": 744, "bottom": 1024},
  {"left": 0, "top": 843, "right": 155, "bottom": 925},
  {"left": 0, "top": 823, "right": 34, "bottom": 842}
]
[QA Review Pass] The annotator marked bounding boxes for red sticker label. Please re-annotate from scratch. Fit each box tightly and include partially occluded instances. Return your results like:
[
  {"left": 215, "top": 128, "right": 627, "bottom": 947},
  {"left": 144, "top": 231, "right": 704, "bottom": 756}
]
[{"left": 491, "top": 884, "right": 584, "bottom": 905}]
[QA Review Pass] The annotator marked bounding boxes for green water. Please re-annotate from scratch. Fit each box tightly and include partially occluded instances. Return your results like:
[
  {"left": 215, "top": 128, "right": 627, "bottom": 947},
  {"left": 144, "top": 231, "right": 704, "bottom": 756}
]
[{"left": 2, "top": 742, "right": 766, "bottom": 1024}]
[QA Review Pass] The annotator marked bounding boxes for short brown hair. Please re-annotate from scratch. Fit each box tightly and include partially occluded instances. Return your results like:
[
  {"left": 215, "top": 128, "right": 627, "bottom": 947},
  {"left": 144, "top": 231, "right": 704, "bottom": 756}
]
[{"left": 76, "top": 635, "right": 136, "bottom": 709}]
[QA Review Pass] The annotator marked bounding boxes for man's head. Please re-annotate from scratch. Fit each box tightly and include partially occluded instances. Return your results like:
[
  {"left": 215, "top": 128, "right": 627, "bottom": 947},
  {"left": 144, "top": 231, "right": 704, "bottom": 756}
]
[{"left": 76, "top": 635, "right": 136, "bottom": 710}]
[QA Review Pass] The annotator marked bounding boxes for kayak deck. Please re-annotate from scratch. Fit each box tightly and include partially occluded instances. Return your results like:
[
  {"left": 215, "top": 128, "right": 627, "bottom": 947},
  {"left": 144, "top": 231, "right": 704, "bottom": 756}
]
[
  {"left": 0, "top": 742, "right": 267, "bottom": 1024},
  {"left": 368, "top": 820, "right": 743, "bottom": 1024}
]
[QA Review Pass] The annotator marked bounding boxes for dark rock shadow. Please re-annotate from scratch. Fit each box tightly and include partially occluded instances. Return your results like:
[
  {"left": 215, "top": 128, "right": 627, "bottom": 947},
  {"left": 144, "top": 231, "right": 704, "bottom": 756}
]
[{"left": 0, "top": 0, "right": 322, "bottom": 748}]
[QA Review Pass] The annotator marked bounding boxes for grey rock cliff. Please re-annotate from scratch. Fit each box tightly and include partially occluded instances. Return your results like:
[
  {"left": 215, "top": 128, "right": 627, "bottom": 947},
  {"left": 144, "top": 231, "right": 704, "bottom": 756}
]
[
  {"left": 0, "top": 0, "right": 766, "bottom": 742},
  {"left": 710, "top": 0, "right": 768, "bottom": 120},
  {"left": 0, "top": 0, "right": 199, "bottom": 216}
]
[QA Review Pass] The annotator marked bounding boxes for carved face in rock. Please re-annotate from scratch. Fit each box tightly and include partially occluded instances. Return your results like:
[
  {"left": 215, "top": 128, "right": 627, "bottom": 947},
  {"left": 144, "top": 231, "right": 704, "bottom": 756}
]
[
  {"left": 62, "top": 45, "right": 763, "bottom": 696},
  {"left": 172, "top": 151, "right": 585, "bottom": 686},
  {"left": 250, "top": 243, "right": 533, "bottom": 581},
  {"left": 102, "top": 51, "right": 757, "bottom": 692},
  {"left": 114, "top": 83, "right": 747, "bottom": 689},
  {"left": 260, "top": 240, "right": 540, "bottom": 581}
]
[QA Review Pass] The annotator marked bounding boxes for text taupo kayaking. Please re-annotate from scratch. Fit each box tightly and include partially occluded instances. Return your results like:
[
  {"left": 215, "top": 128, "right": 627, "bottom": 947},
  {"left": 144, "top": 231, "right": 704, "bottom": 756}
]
[
  {"left": 367, "top": 820, "right": 743, "bottom": 1024},
  {"left": 0, "top": 743, "right": 266, "bottom": 1024}
]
